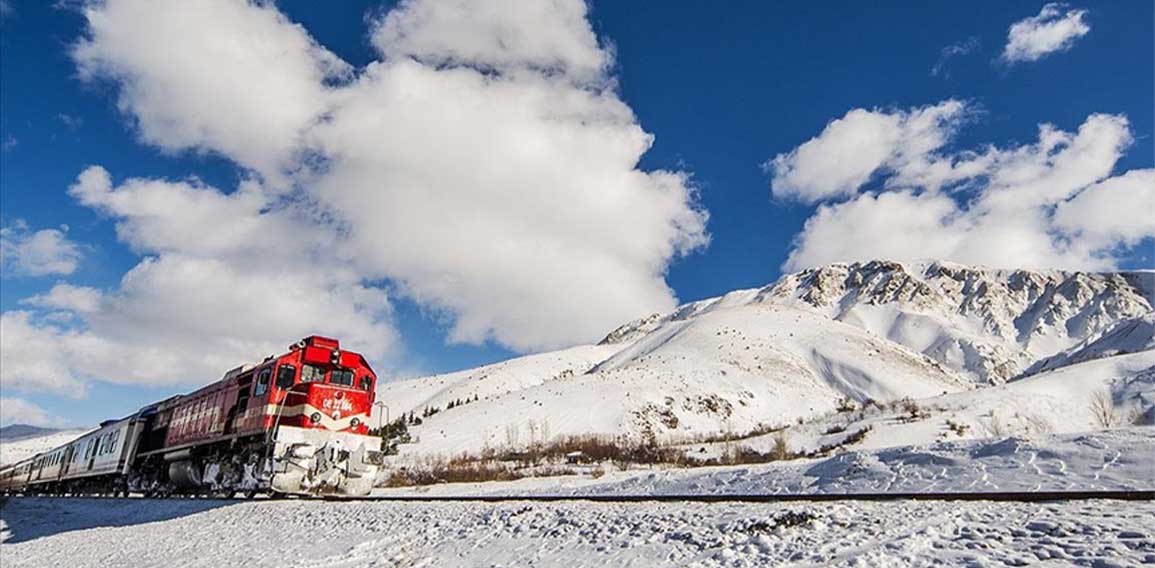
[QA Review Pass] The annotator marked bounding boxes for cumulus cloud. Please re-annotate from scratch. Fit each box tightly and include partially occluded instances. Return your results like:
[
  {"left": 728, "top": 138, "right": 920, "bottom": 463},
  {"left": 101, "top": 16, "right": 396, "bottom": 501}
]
[
  {"left": 0, "top": 167, "right": 396, "bottom": 397},
  {"left": 65, "top": 0, "right": 706, "bottom": 357},
  {"left": 0, "top": 220, "right": 84, "bottom": 277},
  {"left": 0, "top": 311, "right": 90, "bottom": 397},
  {"left": 23, "top": 283, "right": 104, "bottom": 314},
  {"left": 772, "top": 101, "right": 1153, "bottom": 272},
  {"left": 1053, "top": 169, "right": 1155, "bottom": 249},
  {"left": 1002, "top": 3, "right": 1090, "bottom": 64},
  {"left": 72, "top": 0, "right": 350, "bottom": 180},
  {"left": 372, "top": 0, "right": 610, "bottom": 85},
  {"left": 0, "top": 397, "right": 60, "bottom": 427},
  {"left": 767, "top": 100, "right": 969, "bottom": 203}
]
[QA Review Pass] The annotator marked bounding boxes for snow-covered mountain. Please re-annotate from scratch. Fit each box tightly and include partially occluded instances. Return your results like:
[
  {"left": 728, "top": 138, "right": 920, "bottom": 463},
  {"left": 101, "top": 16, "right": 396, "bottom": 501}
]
[
  {"left": 608, "top": 260, "right": 1153, "bottom": 384},
  {"left": 0, "top": 427, "right": 91, "bottom": 466},
  {"left": 381, "top": 260, "right": 1153, "bottom": 458}
]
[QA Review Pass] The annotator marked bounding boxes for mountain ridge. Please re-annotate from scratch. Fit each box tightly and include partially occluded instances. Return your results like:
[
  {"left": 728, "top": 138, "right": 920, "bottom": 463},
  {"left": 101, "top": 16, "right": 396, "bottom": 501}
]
[{"left": 380, "top": 260, "right": 1153, "bottom": 458}]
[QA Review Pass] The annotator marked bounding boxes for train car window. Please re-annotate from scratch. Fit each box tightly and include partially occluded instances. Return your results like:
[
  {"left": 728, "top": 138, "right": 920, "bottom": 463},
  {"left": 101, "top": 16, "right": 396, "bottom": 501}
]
[
  {"left": 302, "top": 364, "right": 325, "bottom": 383},
  {"left": 359, "top": 375, "right": 373, "bottom": 391},
  {"left": 254, "top": 368, "right": 272, "bottom": 396},
  {"left": 330, "top": 368, "right": 354, "bottom": 386},
  {"left": 276, "top": 364, "right": 297, "bottom": 389}
]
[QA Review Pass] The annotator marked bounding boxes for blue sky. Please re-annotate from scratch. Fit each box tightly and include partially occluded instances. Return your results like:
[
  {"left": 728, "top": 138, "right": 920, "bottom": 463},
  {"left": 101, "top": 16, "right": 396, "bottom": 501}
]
[{"left": 1, "top": 1, "right": 1151, "bottom": 427}]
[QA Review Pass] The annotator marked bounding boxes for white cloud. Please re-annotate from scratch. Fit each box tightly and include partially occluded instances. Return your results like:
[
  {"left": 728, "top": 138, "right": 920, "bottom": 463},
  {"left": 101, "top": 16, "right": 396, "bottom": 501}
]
[
  {"left": 0, "top": 397, "right": 60, "bottom": 427},
  {"left": 1053, "top": 169, "right": 1155, "bottom": 249},
  {"left": 767, "top": 100, "right": 968, "bottom": 203},
  {"left": 0, "top": 220, "right": 84, "bottom": 277},
  {"left": 0, "top": 311, "right": 89, "bottom": 397},
  {"left": 0, "top": 167, "right": 396, "bottom": 397},
  {"left": 67, "top": 0, "right": 707, "bottom": 356},
  {"left": 1002, "top": 3, "right": 1090, "bottom": 64},
  {"left": 774, "top": 103, "right": 1153, "bottom": 272},
  {"left": 372, "top": 0, "right": 610, "bottom": 85},
  {"left": 72, "top": 0, "right": 350, "bottom": 180},
  {"left": 23, "top": 283, "right": 104, "bottom": 313}
]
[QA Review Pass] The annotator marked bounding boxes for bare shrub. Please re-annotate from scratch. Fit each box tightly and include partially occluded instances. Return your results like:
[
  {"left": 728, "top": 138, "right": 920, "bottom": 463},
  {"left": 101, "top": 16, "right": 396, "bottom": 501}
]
[
  {"left": 1019, "top": 413, "right": 1053, "bottom": 436},
  {"left": 824, "top": 424, "right": 847, "bottom": 435},
  {"left": 805, "top": 426, "right": 873, "bottom": 458},
  {"left": 945, "top": 419, "right": 970, "bottom": 437},
  {"left": 980, "top": 411, "right": 1004, "bottom": 438},
  {"left": 899, "top": 398, "right": 929, "bottom": 421},
  {"left": 835, "top": 397, "right": 857, "bottom": 413},
  {"left": 504, "top": 423, "right": 520, "bottom": 448},
  {"left": 1089, "top": 389, "right": 1119, "bottom": 429},
  {"left": 771, "top": 430, "right": 791, "bottom": 461}
]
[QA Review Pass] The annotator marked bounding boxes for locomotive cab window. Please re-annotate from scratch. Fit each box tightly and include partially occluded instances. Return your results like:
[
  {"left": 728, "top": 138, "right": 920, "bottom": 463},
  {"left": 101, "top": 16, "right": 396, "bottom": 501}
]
[
  {"left": 254, "top": 368, "right": 272, "bottom": 396},
  {"left": 330, "top": 368, "right": 354, "bottom": 387},
  {"left": 302, "top": 364, "right": 325, "bottom": 383},
  {"left": 276, "top": 364, "right": 297, "bottom": 389},
  {"left": 359, "top": 375, "right": 373, "bottom": 391}
]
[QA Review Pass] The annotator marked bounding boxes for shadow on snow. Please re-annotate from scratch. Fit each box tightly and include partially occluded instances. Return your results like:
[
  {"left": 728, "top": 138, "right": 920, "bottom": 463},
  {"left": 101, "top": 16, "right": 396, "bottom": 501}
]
[{"left": 0, "top": 497, "right": 239, "bottom": 544}]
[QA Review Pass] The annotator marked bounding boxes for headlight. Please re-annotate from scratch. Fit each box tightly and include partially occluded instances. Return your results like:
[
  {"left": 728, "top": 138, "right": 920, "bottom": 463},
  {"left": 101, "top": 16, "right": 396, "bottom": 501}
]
[
  {"left": 350, "top": 418, "right": 361, "bottom": 427},
  {"left": 310, "top": 412, "right": 322, "bottom": 424}
]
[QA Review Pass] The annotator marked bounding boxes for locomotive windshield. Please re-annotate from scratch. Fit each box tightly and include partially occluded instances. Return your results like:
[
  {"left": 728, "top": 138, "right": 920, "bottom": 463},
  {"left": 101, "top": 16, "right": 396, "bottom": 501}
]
[
  {"left": 330, "top": 368, "right": 354, "bottom": 386},
  {"left": 302, "top": 364, "right": 325, "bottom": 383},
  {"left": 276, "top": 364, "right": 296, "bottom": 388}
]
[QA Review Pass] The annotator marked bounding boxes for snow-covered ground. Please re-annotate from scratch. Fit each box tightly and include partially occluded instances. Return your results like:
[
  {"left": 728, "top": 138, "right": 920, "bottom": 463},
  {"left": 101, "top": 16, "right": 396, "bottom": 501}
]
[
  {"left": 3, "top": 497, "right": 1152, "bottom": 567},
  {"left": 373, "top": 428, "right": 1154, "bottom": 498}
]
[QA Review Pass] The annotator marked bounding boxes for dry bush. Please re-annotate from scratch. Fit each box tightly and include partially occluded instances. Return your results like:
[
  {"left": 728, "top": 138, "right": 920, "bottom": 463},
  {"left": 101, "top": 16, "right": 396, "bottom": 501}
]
[
  {"left": 1089, "top": 389, "right": 1119, "bottom": 429},
  {"left": 980, "top": 411, "right": 1005, "bottom": 438},
  {"left": 835, "top": 397, "right": 858, "bottom": 413},
  {"left": 384, "top": 459, "right": 520, "bottom": 487},
  {"left": 945, "top": 419, "right": 970, "bottom": 437},
  {"left": 771, "top": 430, "right": 791, "bottom": 461},
  {"left": 806, "top": 426, "right": 872, "bottom": 458},
  {"left": 899, "top": 398, "right": 929, "bottom": 421},
  {"left": 1018, "top": 413, "right": 1053, "bottom": 436}
]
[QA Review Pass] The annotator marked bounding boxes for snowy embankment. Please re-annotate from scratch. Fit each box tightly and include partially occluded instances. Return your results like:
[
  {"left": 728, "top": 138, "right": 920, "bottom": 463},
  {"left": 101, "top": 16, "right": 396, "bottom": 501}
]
[
  {"left": 3, "top": 498, "right": 1153, "bottom": 567},
  {"left": 374, "top": 428, "right": 1154, "bottom": 497}
]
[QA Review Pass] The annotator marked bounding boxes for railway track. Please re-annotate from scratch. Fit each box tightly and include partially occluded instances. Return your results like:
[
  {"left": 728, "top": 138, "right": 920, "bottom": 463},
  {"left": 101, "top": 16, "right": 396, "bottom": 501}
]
[{"left": 5, "top": 489, "right": 1152, "bottom": 504}]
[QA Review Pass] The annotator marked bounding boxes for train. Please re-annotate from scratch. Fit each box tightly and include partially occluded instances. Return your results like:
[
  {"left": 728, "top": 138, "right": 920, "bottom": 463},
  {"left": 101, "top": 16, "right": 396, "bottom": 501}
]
[{"left": 0, "top": 336, "right": 384, "bottom": 498}]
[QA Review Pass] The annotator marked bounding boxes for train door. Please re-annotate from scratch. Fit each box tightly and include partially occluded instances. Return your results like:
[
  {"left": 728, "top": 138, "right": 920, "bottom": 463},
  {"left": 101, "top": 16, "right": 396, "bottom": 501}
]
[
  {"left": 85, "top": 437, "right": 98, "bottom": 471},
  {"left": 230, "top": 371, "right": 254, "bottom": 432},
  {"left": 61, "top": 445, "right": 74, "bottom": 476}
]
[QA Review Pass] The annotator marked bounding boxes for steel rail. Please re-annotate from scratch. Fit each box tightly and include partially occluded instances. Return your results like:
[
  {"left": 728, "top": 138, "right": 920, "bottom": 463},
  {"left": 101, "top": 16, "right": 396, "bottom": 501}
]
[{"left": 5, "top": 489, "right": 1152, "bottom": 503}]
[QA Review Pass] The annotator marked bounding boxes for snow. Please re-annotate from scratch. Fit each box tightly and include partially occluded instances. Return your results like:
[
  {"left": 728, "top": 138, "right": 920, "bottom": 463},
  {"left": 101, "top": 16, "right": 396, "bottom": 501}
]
[
  {"left": 379, "top": 261, "right": 1153, "bottom": 461},
  {"left": 1026, "top": 314, "right": 1155, "bottom": 375},
  {"left": 0, "top": 429, "right": 90, "bottom": 466},
  {"left": 383, "top": 304, "right": 970, "bottom": 458},
  {"left": 3, "top": 496, "right": 1152, "bottom": 566},
  {"left": 371, "top": 427, "right": 1154, "bottom": 498}
]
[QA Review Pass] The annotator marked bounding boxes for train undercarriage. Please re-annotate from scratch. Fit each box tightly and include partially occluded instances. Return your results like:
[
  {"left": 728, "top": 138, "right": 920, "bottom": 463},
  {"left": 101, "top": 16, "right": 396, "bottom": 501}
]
[{"left": 13, "top": 428, "right": 383, "bottom": 499}]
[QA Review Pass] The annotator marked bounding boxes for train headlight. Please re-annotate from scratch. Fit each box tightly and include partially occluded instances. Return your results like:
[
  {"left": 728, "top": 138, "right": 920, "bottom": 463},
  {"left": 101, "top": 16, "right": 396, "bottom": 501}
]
[
  {"left": 310, "top": 412, "right": 322, "bottom": 424},
  {"left": 351, "top": 418, "right": 361, "bottom": 428}
]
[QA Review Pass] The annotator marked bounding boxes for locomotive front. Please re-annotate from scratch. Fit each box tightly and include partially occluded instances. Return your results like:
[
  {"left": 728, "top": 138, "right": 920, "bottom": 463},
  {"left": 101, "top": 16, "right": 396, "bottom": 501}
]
[{"left": 264, "top": 337, "right": 384, "bottom": 496}]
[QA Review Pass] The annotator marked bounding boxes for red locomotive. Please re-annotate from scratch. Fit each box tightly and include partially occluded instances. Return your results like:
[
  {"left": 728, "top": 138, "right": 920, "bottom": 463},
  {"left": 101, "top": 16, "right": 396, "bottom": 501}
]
[{"left": 0, "top": 336, "right": 384, "bottom": 497}]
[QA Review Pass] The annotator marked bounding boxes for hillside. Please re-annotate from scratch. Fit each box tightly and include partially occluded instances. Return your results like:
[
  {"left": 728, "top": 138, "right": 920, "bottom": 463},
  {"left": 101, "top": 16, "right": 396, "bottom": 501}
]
[
  {"left": 379, "top": 261, "right": 1154, "bottom": 460},
  {"left": 0, "top": 428, "right": 91, "bottom": 466}
]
